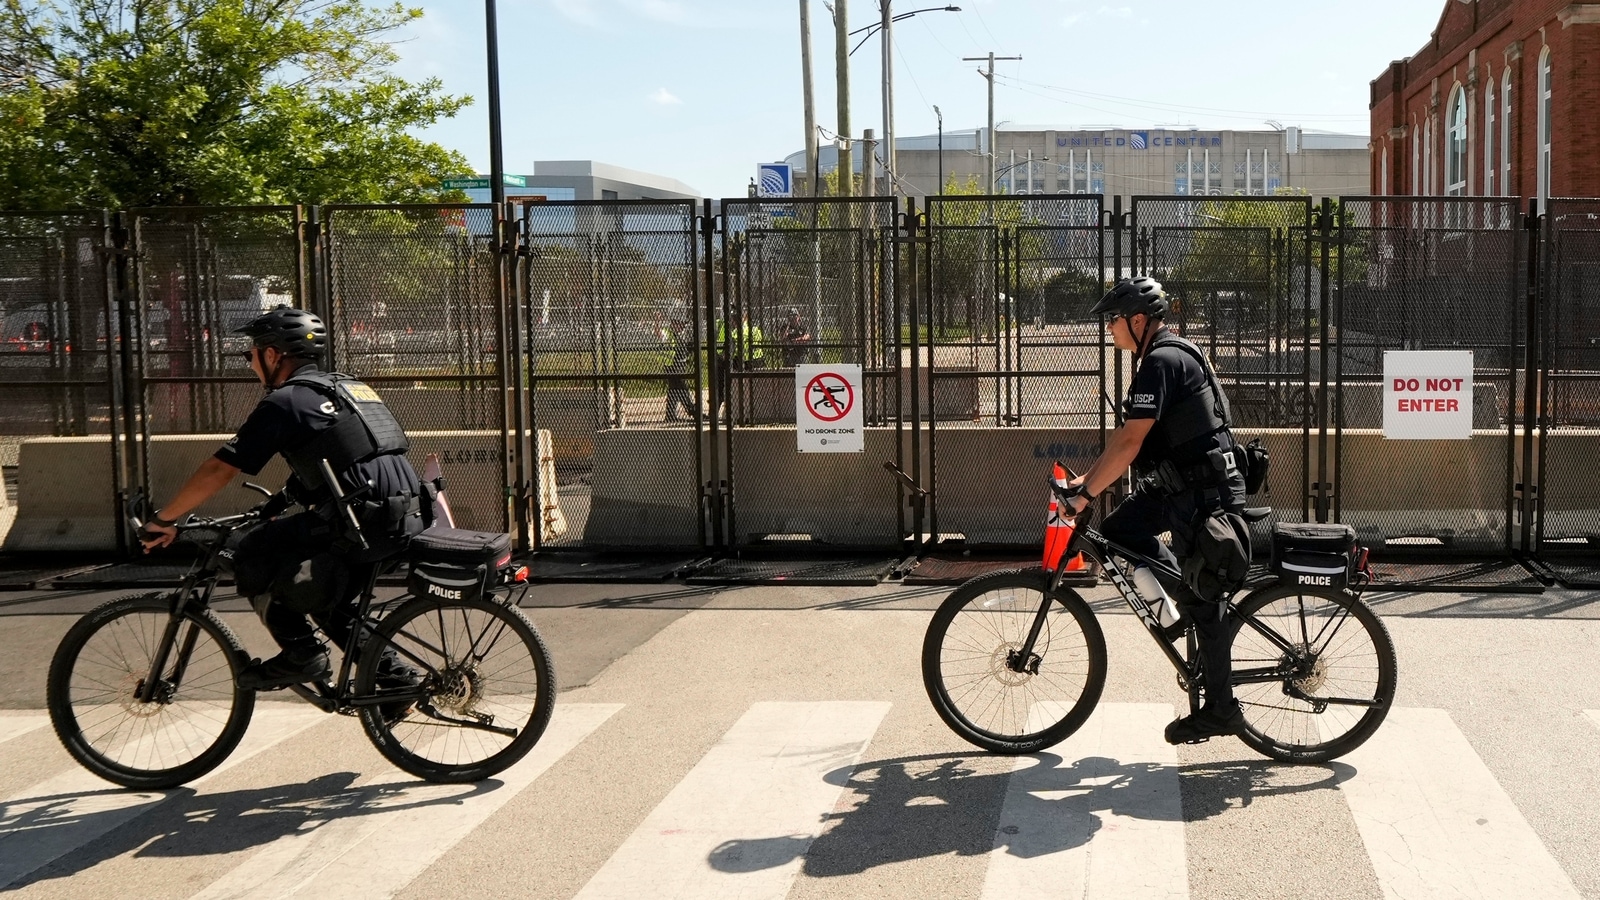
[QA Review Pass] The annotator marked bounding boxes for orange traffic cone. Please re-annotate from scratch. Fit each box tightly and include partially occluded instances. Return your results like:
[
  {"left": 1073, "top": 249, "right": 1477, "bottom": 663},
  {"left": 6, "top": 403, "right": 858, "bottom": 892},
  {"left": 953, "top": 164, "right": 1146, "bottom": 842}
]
[{"left": 1042, "top": 463, "right": 1075, "bottom": 572}]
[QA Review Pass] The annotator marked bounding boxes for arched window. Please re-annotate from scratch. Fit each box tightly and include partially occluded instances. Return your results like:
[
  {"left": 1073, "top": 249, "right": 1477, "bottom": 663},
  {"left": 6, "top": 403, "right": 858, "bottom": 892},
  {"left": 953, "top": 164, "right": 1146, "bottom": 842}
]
[
  {"left": 1484, "top": 75, "right": 1496, "bottom": 195},
  {"left": 1537, "top": 47, "right": 1552, "bottom": 204},
  {"left": 1445, "top": 87, "right": 1468, "bottom": 195},
  {"left": 1501, "top": 70, "right": 1512, "bottom": 195}
]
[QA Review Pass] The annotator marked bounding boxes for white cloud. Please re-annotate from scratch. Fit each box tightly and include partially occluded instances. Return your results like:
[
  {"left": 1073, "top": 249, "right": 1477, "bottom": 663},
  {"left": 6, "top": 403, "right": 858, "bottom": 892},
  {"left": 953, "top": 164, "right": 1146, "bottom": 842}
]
[
  {"left": 651, "top": 87, "right": 683, "bottom": 105},
  {"left": 1061, "top": 13, "right": 1084, "bottom": 27},
  {"left": 1097, "top": 5, "right": 1133, "bottom": 16}
]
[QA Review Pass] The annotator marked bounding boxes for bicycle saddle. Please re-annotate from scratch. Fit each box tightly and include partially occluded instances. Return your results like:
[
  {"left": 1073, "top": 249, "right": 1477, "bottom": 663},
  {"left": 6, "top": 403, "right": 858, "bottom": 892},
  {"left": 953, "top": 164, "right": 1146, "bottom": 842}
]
[{"left": 1241, "top": 507, "right": 1273, "bottom": 523}]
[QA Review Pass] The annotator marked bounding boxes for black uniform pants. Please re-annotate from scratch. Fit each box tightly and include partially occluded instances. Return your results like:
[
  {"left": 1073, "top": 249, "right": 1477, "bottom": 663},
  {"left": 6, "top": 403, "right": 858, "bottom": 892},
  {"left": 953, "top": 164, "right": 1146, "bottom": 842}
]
[
  {"left": 1100, "top": 476, "right": 1244, "bottom": 710},
  {"left": 233, "top": 512, "right": 378, "bottom": 655}
]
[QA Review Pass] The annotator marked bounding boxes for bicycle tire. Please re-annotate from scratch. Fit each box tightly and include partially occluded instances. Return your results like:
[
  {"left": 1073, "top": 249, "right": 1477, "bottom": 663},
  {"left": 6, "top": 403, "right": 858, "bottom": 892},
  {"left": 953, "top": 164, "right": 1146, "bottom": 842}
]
[
  {"left": 47, "top": 592, "right": 256, "bottom": 789},
  {"left": 1229, "top": 583, "right": 1397, "bottom": 764},
  {"left": 922, "top": 568, "right": 1107, "bottom": 755},
  {"left": 356, "top": 594, "right": 556, "bottom": 783}
]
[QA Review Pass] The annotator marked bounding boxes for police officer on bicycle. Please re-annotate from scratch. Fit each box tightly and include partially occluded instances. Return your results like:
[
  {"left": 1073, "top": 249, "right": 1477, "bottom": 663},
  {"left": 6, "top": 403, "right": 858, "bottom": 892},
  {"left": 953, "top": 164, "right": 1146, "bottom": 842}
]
[
  {"left": 140, "top": 306, "right": 426, "bottom": 691},
  {"left": 1060, "top": 277, "right": 1251, "bottom": 744}
]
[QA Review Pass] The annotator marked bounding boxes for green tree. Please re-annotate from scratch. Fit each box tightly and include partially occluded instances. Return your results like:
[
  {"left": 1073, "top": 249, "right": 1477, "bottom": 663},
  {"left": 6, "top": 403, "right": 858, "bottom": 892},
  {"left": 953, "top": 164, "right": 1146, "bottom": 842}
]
[{"left": 0, "top": 0, "right": 471, "bottom": 209}]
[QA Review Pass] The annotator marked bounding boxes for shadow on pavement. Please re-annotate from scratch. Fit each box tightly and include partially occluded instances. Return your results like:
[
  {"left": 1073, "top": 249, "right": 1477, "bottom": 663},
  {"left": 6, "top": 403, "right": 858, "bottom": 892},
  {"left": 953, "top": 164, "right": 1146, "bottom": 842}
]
[
  {"left": 6, "top": 771, "right": 500, "bottom": 888},
  {"left": 707, "top": 750, "right": 1355, "bottom": 877}
]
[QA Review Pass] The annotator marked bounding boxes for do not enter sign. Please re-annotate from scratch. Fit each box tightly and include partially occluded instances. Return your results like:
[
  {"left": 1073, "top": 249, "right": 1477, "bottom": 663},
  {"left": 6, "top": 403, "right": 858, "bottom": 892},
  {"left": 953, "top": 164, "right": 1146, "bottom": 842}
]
[
  {"left": 795, "top": 363, "right": 863, "bottom": 452},
  {"left": 1383, "top": 350, "right": 1473, "bottom": 439}
]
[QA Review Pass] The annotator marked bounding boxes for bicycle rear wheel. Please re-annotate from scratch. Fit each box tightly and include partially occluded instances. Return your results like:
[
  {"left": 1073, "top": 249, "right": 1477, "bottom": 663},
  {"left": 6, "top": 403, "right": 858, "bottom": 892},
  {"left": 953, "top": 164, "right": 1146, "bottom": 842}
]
[
  {"left": 922, "top": 568, "right": 1107, "bottom": 754},
  {"left": 1229, "top": 584, "right": 1397, "bottom": 763},
  {"left": 356, "top": 594, "right": 556, "bottom": 783},
  {"left": 47, "top": 593, "right": 256, "bottom": 789}
]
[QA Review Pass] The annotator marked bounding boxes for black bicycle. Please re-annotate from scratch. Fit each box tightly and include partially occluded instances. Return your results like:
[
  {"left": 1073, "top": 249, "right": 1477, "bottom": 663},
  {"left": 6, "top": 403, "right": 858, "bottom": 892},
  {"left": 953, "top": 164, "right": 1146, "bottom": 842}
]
[
  {"left": 46, "top": 485, "right": 556, "bottom": 788},
  {"left": 919, "top": 476, "right": 1397, "bottom": 764}
]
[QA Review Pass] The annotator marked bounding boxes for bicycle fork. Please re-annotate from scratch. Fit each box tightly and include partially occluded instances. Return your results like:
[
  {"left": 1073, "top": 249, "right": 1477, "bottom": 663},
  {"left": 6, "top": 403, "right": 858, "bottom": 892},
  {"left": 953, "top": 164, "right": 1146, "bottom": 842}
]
[{"left": 137, "top": 590, "right": 206, "bottom": 704}]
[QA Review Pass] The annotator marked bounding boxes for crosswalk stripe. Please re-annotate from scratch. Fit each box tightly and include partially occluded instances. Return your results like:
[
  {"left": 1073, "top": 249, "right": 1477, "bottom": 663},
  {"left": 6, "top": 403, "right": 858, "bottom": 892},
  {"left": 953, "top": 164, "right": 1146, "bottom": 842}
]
[
  {"left": 981, "top": 703, "right": 1186, "bottom": 900},
  {"left": 574, "top": 700, "right": 891, "bottom": 900},
  {"left": 1335, "top": 707, "right": 1581, "bottom": 900},
  {"left": 0, "top": 715, "right": 48, "bottom": 747},
  {"left": 0, "top": 703, "right": 326, "bottom": 889},
  {"left": 187, "top": 702, "right": 622, "bottom": 900}
]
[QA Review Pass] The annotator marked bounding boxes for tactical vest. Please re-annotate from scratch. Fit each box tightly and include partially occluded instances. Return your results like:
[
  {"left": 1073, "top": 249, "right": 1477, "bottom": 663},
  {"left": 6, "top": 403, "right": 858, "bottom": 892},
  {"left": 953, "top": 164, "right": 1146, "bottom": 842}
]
[
  {"left": 278, "top": 371, "right": 410, "bottom": 493},
  {"left": 1144, "top": 332, "right": 1231, "bottom": 450}
]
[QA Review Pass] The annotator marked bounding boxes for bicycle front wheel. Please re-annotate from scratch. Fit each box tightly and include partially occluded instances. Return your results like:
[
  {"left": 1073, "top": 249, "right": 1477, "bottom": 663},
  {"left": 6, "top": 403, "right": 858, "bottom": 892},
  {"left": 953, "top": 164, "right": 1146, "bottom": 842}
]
[
  {"left": 357, "top": 594, "right": 556, "bottom": 783},
  {"left": 47, "top": 593, "right": 256, "bottom": 789},
  {"left": 922, "top": 568, "right": 1107, "bottom": 754},
  {"left": 1229, "top": 584, "right": 1397, "bottom": 763}
]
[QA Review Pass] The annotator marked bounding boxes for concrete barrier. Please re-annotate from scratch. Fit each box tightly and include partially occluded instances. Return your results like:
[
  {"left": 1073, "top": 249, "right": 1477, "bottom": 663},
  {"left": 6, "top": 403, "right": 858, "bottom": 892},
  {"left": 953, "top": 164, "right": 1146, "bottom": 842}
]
[{"left": 3, "top": 430, "right": 563, "bottom": 553}]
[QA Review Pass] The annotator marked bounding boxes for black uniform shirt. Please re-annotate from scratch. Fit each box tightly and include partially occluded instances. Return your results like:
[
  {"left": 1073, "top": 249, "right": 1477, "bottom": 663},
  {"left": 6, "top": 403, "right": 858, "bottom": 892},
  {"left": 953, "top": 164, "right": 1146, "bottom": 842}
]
[
  {"left": 1124, "top": 330, "right": 1232, "bottom": 468},
  {"left": 215, "top": 365, "right": 419, "bottom": 501}
]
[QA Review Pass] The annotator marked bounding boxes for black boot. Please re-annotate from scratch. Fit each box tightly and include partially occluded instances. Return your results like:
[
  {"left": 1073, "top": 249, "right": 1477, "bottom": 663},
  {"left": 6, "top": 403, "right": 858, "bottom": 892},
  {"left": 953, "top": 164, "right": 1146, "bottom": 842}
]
[
  {"left": 237, "top": 643, "right": 331, "bottom": 691},
  {"left": 1164, "top": 701, "right": 1246, "bottom": 744},
  {"left": 375, "top": 653, "right": 425, "bottom": 724}
]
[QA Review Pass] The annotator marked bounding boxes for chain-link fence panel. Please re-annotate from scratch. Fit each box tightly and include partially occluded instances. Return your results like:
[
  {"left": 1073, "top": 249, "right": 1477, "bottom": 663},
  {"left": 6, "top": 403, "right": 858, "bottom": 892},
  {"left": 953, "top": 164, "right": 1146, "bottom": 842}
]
[
  {"left": 323, "top": 205, "right": 507, "bottom": 534},
  {"left": 717, "top": 197, "right": 903, "bottom": 548},
  {"left": 0, "top": 212, "right": 119, "bottom": 551},
  {"left": 129, "top": 208, "right": 304, "bottom": 529},
  {"left": 518, "top": 200, "right": 700, "bottom": 549},
  {"left": 1132, "top": 196, "right": 1315, "bottom": 550},
  {"left": 1337, "top": 198, "right": 1523, "bottom": 555},
  {"left": 1537, "top": 199, "right": 1600, "bottom": 561},
  {"left": 922, "top": 196, "right": 1106, "bottom": 544}
]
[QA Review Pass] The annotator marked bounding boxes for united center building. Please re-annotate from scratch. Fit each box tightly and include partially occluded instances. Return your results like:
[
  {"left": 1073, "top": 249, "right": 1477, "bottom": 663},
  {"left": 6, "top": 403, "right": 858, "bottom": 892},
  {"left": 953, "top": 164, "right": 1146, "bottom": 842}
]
[{"left": 783, "top": 126, "right": 1370, "bottom": 206}]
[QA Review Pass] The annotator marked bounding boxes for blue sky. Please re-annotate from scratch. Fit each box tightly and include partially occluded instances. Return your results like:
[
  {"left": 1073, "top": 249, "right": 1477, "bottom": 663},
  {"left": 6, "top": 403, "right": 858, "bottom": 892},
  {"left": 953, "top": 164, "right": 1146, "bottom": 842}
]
[{"left": 394, "top": 0, "right": 1448, "bottom": 198}]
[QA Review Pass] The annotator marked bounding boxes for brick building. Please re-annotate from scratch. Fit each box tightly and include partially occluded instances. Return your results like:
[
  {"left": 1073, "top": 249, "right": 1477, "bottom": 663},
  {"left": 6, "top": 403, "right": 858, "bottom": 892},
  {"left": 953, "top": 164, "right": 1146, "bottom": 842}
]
[{"left": 1370, "top": 0, "right": 1600, "bottom": 202}]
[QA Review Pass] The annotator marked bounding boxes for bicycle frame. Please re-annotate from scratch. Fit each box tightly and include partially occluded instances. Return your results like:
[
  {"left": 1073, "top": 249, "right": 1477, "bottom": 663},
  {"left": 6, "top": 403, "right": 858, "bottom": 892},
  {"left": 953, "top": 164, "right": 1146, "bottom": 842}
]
[{"left": 1017, "top": 513, "right": 1372, "bottom": 715}]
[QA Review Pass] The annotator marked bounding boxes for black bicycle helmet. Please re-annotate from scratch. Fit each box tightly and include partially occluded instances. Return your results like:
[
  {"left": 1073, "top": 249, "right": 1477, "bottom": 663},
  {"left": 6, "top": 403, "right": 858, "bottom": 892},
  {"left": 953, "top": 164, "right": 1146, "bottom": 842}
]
[
  {"left": 1091, "top": 276, "right": 1170, "bottom": 319},
  {"left": 235, "top": 305, "right": 326, "bottom": 359}
]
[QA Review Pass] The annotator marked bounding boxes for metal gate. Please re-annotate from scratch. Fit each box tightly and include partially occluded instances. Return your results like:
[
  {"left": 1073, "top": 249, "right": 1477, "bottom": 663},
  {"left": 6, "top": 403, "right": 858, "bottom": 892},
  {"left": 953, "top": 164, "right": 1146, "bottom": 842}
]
[
  {"left": 515, "top": 199, "right": 702, "bottom": 552},
  {"left": 0, "top": 212, "right": 121, "bottom": 549},
  {"left": 1132, "top": 195, "right": 1316, "bottom": 546},
  {"left": 1535, "top": 198, "right": 1600, "bottom": 582},
  {"left": 922, "top": 195, "right": 1107, "bottom": 545},
  {"left": 321, "top": 204, "right": 508, "bottom": 534},
  {"left": 128, "top": 207, "right": 306, "bottom": 545},
  {"left": 1334, "top": 198, "right": 1525, "bottom": 557},
  {"left": 714, "top": 197, "right": 904, "bottom": 550}
]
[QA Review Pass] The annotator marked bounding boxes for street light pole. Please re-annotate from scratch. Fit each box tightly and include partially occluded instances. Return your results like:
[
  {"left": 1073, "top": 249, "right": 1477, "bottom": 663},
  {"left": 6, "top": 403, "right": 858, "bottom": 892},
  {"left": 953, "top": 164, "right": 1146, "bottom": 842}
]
[
  {"left": 485, "top": 0, "right": 506, "bottom": 207},
  {"left": 880, "top": 0, "right": 894, "bottom": 195},
  {"left": 965, "top": 51, "right": 1020, "bottom": 195},
  {"left": 933, "top": 105, "right": 943, "bottom": 195}
]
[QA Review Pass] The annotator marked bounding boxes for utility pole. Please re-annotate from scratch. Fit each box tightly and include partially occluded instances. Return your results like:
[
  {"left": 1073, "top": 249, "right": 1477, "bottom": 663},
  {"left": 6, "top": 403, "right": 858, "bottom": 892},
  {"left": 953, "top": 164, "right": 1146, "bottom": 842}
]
[
  {"left": 833, "top": 0, "right": 851, "bottom": 197},
  {"left": 965, "top": 52, "right": 1020, "bottom": 195},
  {"left": 880, "top": 0, "right": 895, "bottom": 195},
  {"left": 933, "top": 105, "right": 943, "bottom": 195},
  {"left": 862, "top": 129, "right": 877, "bottom": 198},
  {"left": 800, "top": 0, "right": 818, "bottom": 198}
]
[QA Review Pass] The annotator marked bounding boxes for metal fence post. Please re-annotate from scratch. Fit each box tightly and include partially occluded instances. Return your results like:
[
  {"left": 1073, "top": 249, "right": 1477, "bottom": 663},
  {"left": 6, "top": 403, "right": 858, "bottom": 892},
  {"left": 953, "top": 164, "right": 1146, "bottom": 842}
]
[
  {"left": 1315, "top": 197, "right": 1333, "bottom": 523},
  {"left": 903, "top": 196, "right": 925, "bottom": 545},
  {"left": 1522, "top": 198, "right": 1543, "bottom": 556}
]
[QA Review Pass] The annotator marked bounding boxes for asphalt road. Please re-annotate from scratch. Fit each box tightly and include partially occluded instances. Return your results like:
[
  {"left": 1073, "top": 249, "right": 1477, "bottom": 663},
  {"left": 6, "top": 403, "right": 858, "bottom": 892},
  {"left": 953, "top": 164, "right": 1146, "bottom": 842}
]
[{"left": 0, "top": 580, "right": 1597, "bottom": 899}]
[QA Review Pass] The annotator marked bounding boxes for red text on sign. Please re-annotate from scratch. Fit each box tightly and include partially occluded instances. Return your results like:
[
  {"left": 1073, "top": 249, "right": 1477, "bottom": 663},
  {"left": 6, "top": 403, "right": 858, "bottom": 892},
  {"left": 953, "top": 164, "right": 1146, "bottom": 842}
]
[
  {"left": 1397, "top": 398, "right": 1460, "bottom": 412},
  {"left": 1392, "top": 378, "right": 1465, "bottom": 392}
]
